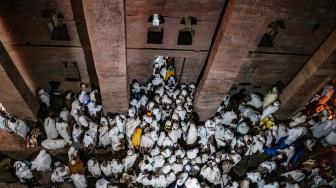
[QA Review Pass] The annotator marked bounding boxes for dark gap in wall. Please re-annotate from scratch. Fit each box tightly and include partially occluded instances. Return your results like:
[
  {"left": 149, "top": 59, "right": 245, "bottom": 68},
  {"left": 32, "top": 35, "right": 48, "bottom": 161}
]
[
  {"left": 177, "top": 30, "right": 193, "bottom": 45},
  {"left": 178, "top": 16, "right": 197, "bottom": 45},
  {"left": 51, "top": 24, "right": 70, "bottom": 41},
  {"left": 312, "top": 20, "right": 321, "bottom": 33},
  {"left": 147, "top": 28, "right": 164, "bottom": 44},
  {"left": 258, "top": 20, "right": 285, "bottom": 47},
  {"left": 42, "top": 9, "right": 70, "bottom": 41},
  {"left": 63, "top": 61, "right": 81, "bottom": 82}
]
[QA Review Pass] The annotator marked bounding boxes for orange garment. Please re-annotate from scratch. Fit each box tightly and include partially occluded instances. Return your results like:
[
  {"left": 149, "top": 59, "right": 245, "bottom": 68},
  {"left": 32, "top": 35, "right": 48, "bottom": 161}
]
[
  {"left": 315, "top": 104, "right": 335, "bottom": 120},
  {"left": 146, "top": 111, "right": 153, "bottom": 117},
  {"left": 315, "top": 104, "right": 327, "bottom": 113},
  {"left": 318, "top": 87, "right": 334, "bottom": 105},
  {"left": 69, "top": 156, "right": 85, "bottom": 174}
]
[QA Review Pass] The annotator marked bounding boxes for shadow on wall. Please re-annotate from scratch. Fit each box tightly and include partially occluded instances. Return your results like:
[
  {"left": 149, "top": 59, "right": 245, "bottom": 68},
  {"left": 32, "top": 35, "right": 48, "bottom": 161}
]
[{"left": 0, "top": 0, "right": 91, "bottom": 95}]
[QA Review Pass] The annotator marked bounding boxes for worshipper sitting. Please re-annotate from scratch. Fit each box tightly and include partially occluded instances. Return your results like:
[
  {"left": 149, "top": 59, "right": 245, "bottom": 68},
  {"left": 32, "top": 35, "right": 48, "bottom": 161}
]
[{"left": 8, "top": 57, "right": 336, "bottom": 188}]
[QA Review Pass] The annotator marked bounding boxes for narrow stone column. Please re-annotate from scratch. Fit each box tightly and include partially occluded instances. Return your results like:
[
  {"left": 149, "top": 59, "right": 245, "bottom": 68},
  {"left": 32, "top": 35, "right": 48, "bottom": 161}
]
[
  {"left": 194, "top": 0, "right": 274, "bottom": 120},
  {"left": 83, "top": 0, "right": 129, "bottom": 113}
]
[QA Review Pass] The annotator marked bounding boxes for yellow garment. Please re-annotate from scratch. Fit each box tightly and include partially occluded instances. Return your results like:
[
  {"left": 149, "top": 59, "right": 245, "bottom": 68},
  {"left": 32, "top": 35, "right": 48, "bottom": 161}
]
[
  {"left": 131, "top": 128, "right": 142, "bottom": 150},
  {"left": 259, "top": 117, "right": 275, "bottom": 130},
  {"left": 165, "top": 68, "right": 175, "bottom": 81}
]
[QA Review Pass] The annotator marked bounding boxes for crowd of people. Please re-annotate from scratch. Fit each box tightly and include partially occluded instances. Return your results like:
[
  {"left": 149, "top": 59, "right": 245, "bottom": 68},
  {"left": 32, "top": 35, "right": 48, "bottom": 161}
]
[{"left": 0, "top": 56, "right": 336, "bottom": 187}]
